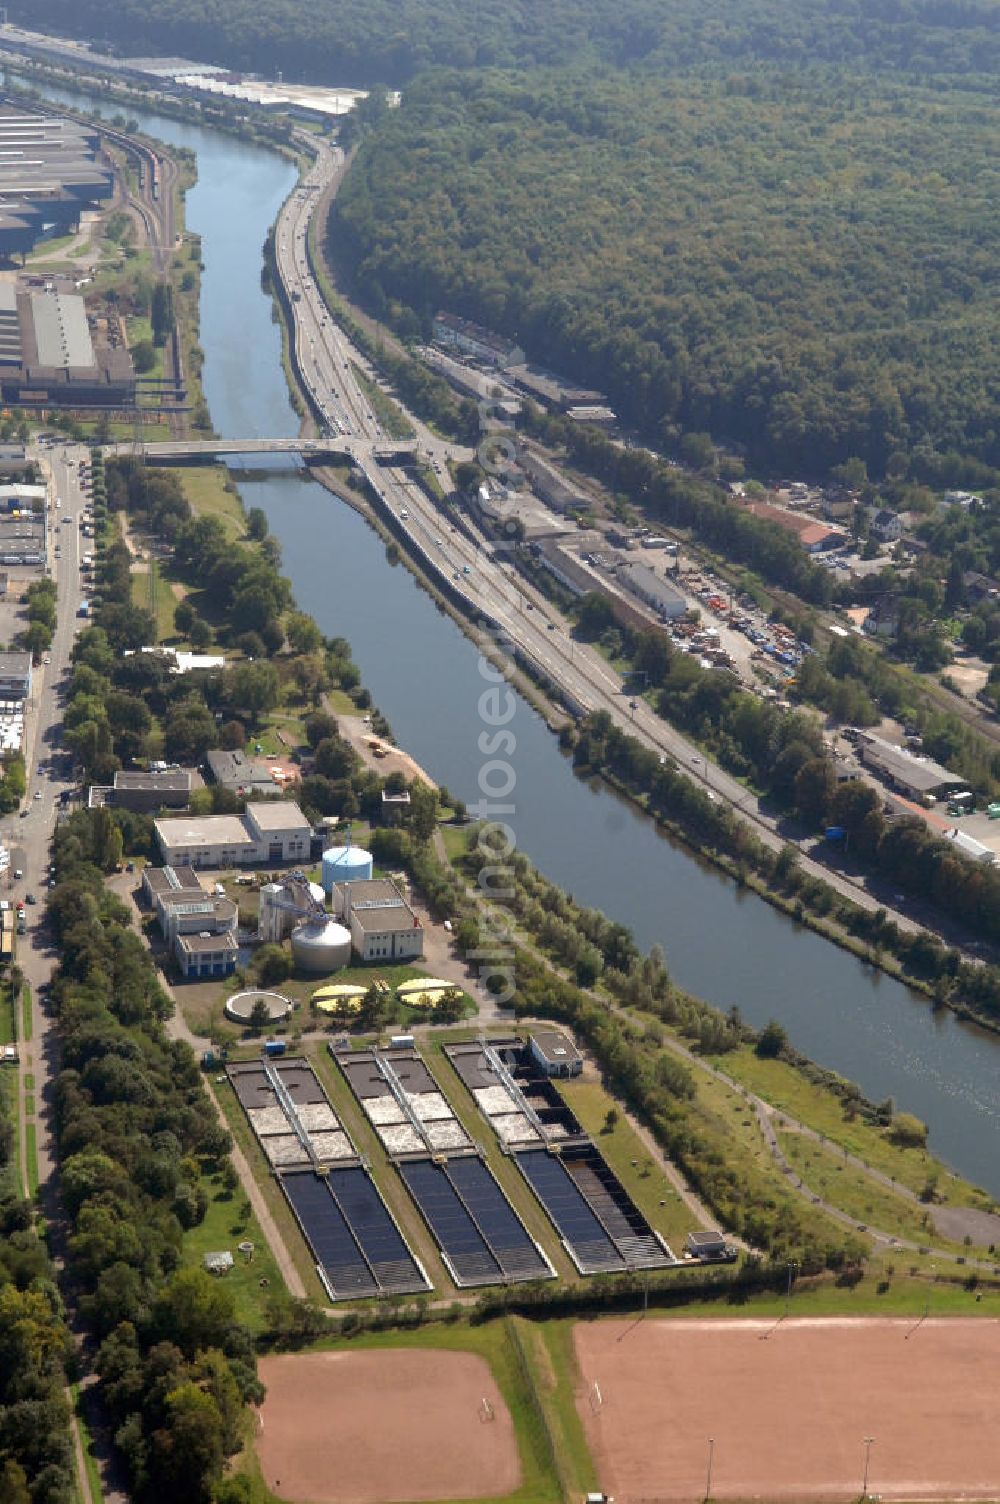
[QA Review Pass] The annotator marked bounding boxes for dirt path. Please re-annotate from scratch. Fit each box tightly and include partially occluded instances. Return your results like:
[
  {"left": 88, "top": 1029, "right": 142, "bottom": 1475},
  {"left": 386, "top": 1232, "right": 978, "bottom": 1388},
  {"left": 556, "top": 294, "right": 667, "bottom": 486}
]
[{"left": 334, "top": 704, "right": 438, "bottom": 789}]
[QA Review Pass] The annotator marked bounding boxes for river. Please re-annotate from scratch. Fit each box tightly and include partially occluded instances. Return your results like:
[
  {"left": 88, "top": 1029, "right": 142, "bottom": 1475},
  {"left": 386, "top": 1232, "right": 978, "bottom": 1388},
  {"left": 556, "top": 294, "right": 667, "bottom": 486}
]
[{"left": 21, "top": 74, "right": 1000, "bottom": 1195}]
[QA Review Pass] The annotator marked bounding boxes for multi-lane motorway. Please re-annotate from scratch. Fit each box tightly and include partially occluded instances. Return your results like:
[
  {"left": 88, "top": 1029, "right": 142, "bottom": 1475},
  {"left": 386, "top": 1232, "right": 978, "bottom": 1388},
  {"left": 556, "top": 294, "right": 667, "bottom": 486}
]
[{"left": 271, "top": 134, "right": 929, "bottom": 932}]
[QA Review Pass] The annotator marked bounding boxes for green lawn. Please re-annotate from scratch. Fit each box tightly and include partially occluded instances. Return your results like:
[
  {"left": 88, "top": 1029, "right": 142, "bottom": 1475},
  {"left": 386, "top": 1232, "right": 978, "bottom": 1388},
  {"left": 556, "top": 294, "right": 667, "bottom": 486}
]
[
  {"left": 0, "top": 1073, "right": 19, "bottom": 1198},
  {"left": 126, "top": 315, "right": 165, "bottom": 380},
  {"left": 327, "top": 689, "right": 361, "bottom": 715},
  {"left": 440, "top": 824, "right": 471, "bottom": 863},
  {"left": 131, "top": 558, "right": 181, "bottom": 644},
  {"left": 21, "top": 985, "right": 31, "bottom": 1043},
  {"left": 183, "top": 957, "right": 473, "bottom": 1049},
  {"left": 710, "top": 1045, "right": 996, "bottom": 1211},
  {"left": 179, "top": 465, "right": 247, "bottom": 539},
  {"left": 24, "top": 1122, "right": 38, "bottom": 1196},
  {"left": 208, "top": 1078, "right": 327, "bottom": 1305},
  {"left": 777, "top": 1130, "right": 987, "bottom": 1256},
  {"left": 561, "top": 1078, "right": 702, "bottom": 1256},
  {"left": 0, "top": 984, "right": 14, "bottom": 1045},
  {"left": 181, "top": 1163, "right": 286, "bottom": 1332}
]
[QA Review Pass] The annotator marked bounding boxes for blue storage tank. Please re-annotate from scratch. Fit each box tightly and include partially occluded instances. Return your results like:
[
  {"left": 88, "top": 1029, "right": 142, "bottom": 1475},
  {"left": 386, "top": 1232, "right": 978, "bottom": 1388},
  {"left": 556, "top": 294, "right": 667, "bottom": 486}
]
[{"left": 322, "top": 844, "right": 373, "bottom": 895}]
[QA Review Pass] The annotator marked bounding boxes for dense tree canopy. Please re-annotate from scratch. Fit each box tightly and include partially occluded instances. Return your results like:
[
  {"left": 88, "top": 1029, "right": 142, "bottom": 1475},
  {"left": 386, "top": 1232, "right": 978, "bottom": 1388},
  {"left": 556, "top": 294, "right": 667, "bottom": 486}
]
[
  {"left": 20, "top": 0, "right": 1000, "bottom": 84},
  {"left": 335, "top": 65, "right": 1000, "bottom": 474}
]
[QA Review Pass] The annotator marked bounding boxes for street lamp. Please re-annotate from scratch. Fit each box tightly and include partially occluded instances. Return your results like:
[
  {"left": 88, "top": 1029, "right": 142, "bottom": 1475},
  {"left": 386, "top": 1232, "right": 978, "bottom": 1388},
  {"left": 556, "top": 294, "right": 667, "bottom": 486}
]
[
  {"left": 785, "top": 1260, "right": 797, "bottom": 1317},
  {"left": 862, "top": 1437, "right": 874, "bottom": 1499},
  {"left": 704, "top": 1437, "right": 715, "bottom": 1502}
]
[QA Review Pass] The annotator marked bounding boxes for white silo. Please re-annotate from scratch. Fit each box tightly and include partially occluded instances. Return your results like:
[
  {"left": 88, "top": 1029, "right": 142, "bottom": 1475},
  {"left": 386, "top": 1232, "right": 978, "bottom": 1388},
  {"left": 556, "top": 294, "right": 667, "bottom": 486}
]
[
  {"left": 322, "top": 844, "right": 373, "bottom": 895},
  {"left": 290, "top": 917, "right": 352, "bottom": 973},
  {"left": 258, "top": 883, "right": 294, "bottom": 943}
]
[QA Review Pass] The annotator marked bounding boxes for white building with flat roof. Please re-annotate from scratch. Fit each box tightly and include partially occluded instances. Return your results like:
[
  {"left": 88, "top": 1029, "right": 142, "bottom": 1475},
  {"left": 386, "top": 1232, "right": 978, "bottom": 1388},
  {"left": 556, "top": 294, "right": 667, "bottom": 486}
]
[
  {"left": 331, "top": 878, "right": 424, "bottom": 962},
  {"left": 154, "top": 801, "right": 311, "bottom": 869}
]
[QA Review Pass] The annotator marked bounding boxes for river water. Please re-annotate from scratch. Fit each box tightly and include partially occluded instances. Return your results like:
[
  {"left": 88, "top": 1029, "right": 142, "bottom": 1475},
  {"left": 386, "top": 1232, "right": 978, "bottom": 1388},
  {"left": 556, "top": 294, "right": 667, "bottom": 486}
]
[{"left": 24, "top": 76, "right": 1000, "bottom": 1194}]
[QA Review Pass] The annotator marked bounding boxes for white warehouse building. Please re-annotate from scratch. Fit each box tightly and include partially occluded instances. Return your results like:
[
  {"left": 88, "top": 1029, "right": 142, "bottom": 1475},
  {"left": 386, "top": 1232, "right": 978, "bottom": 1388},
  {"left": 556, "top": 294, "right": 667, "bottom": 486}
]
[{"left": 153, "top": 801, "right": 312, "bottom": 869}]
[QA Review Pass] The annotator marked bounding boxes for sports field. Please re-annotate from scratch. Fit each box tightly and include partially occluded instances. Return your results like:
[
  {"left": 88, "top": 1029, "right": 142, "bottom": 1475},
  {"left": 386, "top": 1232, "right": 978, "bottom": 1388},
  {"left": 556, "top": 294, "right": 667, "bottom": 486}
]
[
  {"left": 258, "top": 1349, "right": 521, "bottom": 1503},
  {"left": 575, "top": 1316, "right": 1000, "bottom": 1502}
]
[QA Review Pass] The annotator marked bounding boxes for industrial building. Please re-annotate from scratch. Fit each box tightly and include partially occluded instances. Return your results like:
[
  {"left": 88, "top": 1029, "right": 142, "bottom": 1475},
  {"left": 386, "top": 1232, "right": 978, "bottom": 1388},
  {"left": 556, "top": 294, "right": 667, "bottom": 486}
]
[
  {"left": 743, "top": 499, "right": 846, "bottom": 554},
  {"left": 432, "top": 312, "right": 524, "bottom": 368},
  {"left": 685, "top": 1229, "right": 733, "bottom": 1261},
  {"left": 88, "top": 768, "right": 191, "bottom": 813},
  {"left": 205, "top": 747, "right": 297, "bottom": 797},
  {"left": 0, "top": 652, "right": 31, "bottom": 700},
  {"left": 616, "top": 560, "right": 687, "bottom": 621},
  {"left": 257, "top": 874, "right": 353, "bottom": 974},
  {"left": 330, "top": 878, "right": 424, "bottom": 963},
  {"left": 507, "top": 361, "right": 611, "bottom": 415},
  {"left": 943, "top": 828, "right": 996, "bottom": 866},
  {"left": 0, "top": 283, "right": 135, "bottom": 408},
  {"left": 171, "top": 74, "right": 366, "bottom": 120},
  {"left": 529, "top": 1030, "right": 583, "bottom": 1079},
  {"left": 857, "top": 734, "right": 968, "bottom": 804},
  {"left": 518, "top": 447, "right": 586, "bottom": 514},
  {"left": 154, "top": 801, "right": 312, "bottom": 868},
  {"left": 419, "top": 345, "right": 521, "bottom": 420},
  {"left": 0, "top": 108, "right": 113, "bottom": 261},
  {"left": 142, "top": 864, "right": 239, "bottom": 979}
]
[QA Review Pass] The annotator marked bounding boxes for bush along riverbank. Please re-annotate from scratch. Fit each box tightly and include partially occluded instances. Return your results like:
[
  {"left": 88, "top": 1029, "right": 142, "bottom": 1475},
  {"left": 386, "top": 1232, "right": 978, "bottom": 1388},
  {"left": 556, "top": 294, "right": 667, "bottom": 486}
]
[
  {"left": 374, "top": 823, "right": 1000, "bottom": 1270},
  {"left": 563, "top": 709, "right": 1000, "bottom": 1032}
]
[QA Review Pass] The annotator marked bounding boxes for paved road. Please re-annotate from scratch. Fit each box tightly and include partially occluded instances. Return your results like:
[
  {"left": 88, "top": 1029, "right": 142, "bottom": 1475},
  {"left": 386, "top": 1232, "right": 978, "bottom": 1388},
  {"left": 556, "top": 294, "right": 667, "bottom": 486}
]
[
  {"left": 7, "top": 443, "right": 109, "bottom": 1504},
  {"left": 270, "top": 134, "right": 939, "bottom": 954}
]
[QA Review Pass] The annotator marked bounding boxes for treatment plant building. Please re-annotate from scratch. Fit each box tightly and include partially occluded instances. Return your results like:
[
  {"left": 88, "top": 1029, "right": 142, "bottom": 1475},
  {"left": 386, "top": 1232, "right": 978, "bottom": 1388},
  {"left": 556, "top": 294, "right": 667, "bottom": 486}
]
[
  {"left": 154, "top": 801, "right": 312, "bottom": 869},
  {"left": 330, "top": 878, "right": 424, "bottom": 962},
  {"left": 142, "top": 865, "right": 238, "bottom": 979}
]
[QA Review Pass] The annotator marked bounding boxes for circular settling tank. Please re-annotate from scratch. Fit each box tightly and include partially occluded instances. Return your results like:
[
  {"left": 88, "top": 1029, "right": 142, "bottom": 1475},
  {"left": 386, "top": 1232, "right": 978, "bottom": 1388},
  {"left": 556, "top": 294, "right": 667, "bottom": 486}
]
[{"left": 225, "top": 990, "right": 293, "bottom": 1024}]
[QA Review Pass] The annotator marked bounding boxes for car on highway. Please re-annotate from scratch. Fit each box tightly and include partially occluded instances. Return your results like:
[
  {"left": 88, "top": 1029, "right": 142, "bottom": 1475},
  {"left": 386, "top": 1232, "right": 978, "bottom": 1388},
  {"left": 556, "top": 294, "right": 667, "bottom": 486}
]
[{"left": 25, "top": 893, "right": 35, "bottom": 905}]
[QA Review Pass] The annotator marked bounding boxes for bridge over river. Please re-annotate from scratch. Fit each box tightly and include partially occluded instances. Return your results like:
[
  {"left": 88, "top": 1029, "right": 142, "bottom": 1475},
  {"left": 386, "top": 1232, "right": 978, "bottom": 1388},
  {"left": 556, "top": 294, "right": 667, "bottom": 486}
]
[{"left": 106, "top": 437, "right": 418, "bottom": 463}]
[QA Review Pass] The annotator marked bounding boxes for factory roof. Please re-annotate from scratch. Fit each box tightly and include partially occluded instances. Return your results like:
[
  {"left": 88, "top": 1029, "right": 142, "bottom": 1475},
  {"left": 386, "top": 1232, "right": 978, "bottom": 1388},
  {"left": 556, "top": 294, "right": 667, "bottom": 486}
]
[
  {"left": 246, "top": 800, "right": 310, "bottom": 833},
  {"left": 161, "top": 892, "right": 238, "bottom": 922},
  {"left": 155, "top": 814, "right": 255, "bottom": 848},
  {"left": 507, "top": 362, "right": 607, "bottom": 409},
  {"left": 0, "top": 651, "right": 31, "bottom": 679},
  {"left": 115, "top": 769, "right": 191, "bottom": 794},
  {"left": 30, "top": 292, "right": 95, "bottom": 369},
  {"left": 859, "top": 734, "right": 965, "bottom": 794},
  {"left": 176, "top": 930, "right": 239, "bottom": 955},
  {"left": 205, "top": 747, "right": 277, "bottom": 790},
  {"left": 335, "top": 878, "right": 419, "bottom": 932},
  {"left": 529, "top": 1030, "right": 582, "bottom": 1069},
  {"left": 616, "top": 560, "right": 687, "bottom": 612},
  {"left": 143, "top": 864, "right": 204, "bottom": 896}
]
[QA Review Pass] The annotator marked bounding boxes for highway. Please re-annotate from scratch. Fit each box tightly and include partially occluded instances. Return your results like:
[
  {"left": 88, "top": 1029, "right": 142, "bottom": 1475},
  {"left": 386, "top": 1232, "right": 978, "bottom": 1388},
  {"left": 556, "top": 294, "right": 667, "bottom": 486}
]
[{"left": 270, "top": 133, "right": 932, "bottom": 934}]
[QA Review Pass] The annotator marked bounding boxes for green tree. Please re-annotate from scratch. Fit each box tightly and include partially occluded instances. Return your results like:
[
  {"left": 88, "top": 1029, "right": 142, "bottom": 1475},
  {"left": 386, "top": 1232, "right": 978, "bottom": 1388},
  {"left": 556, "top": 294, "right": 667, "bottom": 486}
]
[
  {"left": 132, "top": 340, "right": 156, "bottom": 374},
  {"left": 755, "top": 1018, "right": 787, "bottom": 1059}
]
